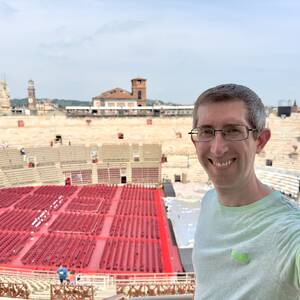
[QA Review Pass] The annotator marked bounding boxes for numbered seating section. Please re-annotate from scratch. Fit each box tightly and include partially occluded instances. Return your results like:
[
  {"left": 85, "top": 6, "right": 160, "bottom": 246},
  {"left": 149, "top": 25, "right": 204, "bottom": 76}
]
[
  {"left": 34, "top": 185, "right": 77, "bottom": 197},
  {"left": 110, "top": 216, "right": 160, "bottom": 239},
  {"left": 0, "top": 209, "right": 51, "bottom": 232},
  {"left": 48, "top": 212, "right": 105, "bottom": 235},
  {"left": 0, "top": 190, "right": 23, "bottom": 208},
  {"left": 0, "top": 186, "right": 33, "bottom": 195},
  {"left": 0, "top": 232, "right": 30, "bottom": 264},
  {"left": 66, "top": 197, "right": 110, "bottom": 213},
  {"left": 21, "top": 234, "right": 95, "bottom": 269},
  {"left": 14, "top": 194, "right": 65, "bottom": 211},
  {"left": 116, "top": 186, "right": 157, "bottom": 216},
  {"left": 99, "top": 239, "right": 163, "bottom": 273},
  {"left": 77, "top": 184, "right": 117, "bottom": 200},
  {"left": 0, "top": 184, "right": 177, "bottom": 274}
]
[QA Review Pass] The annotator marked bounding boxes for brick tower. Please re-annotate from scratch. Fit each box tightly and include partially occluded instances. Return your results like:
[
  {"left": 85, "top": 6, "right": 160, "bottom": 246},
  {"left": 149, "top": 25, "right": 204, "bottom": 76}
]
[
  {"left": 28, "top": 79, "right": 37, "bottom": 111},
  {"left": 131, "top": 78, "right": 147, "bottom": 106}
]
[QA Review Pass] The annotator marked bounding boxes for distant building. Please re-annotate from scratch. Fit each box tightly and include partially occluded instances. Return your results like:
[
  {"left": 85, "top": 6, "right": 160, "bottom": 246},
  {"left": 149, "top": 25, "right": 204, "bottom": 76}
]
[
  {"left": 67, "top": 77, "right": 194, "bottom": 117},
  {"left": 277, "top": 100, "right": 293, "bottom": 117},
  {"left": 28, "top": 79, "right": 37, "bottom": 111},
  {"left": 36, "top": 99, "right": 58, "bottom": 113},
  {"left": 92, "top": 78, "right": 147, "bottom": 108},
  {"left": 0, "top": 80, "right": 11, "bottom": 115}
]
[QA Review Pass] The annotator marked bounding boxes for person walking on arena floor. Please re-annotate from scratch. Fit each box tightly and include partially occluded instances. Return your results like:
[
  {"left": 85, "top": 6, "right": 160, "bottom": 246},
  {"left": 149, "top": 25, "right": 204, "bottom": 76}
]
[
  {"left": 189, "top": 84, "right": 300, "bottom": 299},
  {"left": 68, "top": 270, "right": 76, "bottom": 285},
  {"left": 57, "top": 264, "right": 68, "bottom": 284}
]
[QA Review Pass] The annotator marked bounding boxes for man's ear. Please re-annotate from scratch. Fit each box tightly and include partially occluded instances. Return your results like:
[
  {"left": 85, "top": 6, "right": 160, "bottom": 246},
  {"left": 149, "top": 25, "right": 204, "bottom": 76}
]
[{"left": 256, "top": 128, "right": 271, "bottom": 154}]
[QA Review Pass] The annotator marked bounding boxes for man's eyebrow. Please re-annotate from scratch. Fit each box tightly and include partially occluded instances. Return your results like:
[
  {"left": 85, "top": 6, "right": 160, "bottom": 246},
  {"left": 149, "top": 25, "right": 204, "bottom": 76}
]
[
  {"left": 197, "top": 125, "right": 213, "bottom": 128},
  {"left": 197, "top": 123, "right": 246, "bottom": 128},
  {"left": 224, "top": 123, "right": 246, "bottom": 126}
]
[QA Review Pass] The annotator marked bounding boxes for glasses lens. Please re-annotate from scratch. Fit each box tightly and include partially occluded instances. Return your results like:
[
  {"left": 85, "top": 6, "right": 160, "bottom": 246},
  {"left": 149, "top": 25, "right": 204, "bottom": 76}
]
[
  {"left": 191, "top": 128, "right": 214, "bottom": 142},
  {"left": 223, "top": 125, "right": 248, "bottom": 141},
  {"left": 190, "top": 125, "right": 250, "bottom": 142}
]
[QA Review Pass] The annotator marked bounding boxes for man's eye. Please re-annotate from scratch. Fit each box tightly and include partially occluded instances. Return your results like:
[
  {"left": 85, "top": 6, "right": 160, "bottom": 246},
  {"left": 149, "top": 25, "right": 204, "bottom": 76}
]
[
  {"left": 199, "top": 129, "right": 213, "bottom": 135},
  {"left": 227, "top": 128, "right": 239, "bottom": 133},
  {"left": 224, "top": 127, "right": 242, "bottom": 134}
]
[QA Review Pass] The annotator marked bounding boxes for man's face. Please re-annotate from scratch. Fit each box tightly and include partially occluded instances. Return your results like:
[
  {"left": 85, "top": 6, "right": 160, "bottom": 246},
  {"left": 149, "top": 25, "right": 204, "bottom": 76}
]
[{"left": 193, "top": 100, "right": 269, "bottom": 190}]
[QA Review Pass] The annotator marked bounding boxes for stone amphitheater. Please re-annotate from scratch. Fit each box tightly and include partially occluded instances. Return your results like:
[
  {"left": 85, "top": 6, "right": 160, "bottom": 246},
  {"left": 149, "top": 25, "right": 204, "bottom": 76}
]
[
  {"left": 0, "top": 113, "right": 299, "bottom": 199},
  {"left": 0, "top": 113, "right": 299, "bottom": 299}
]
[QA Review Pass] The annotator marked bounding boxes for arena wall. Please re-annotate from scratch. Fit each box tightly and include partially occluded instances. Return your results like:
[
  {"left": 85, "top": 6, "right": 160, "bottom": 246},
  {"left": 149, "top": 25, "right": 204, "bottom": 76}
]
[{"left": 0, "top": 114, "right": 299, "bottom": 198}]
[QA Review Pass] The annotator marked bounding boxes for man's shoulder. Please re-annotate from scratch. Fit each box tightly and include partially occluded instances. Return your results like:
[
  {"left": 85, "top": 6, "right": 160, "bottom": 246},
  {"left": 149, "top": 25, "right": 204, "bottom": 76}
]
[
  {"left": 270, "top": 192, "right": 300, "bottom": 220},
  {"left": 203, "top": 188, "right": 216, "bottom": 200},
  {"left": 201, "top": 188, "right": 216, "bottom": 203},
  {"left": 199, "top": 189, "right": 217, "bottom": 213}
]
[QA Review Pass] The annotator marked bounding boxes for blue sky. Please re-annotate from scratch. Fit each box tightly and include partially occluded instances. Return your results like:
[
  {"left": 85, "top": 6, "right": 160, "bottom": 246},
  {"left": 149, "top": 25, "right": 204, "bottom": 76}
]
[{"left": 1, "top": 0, "right": 299, "bottom": 105}]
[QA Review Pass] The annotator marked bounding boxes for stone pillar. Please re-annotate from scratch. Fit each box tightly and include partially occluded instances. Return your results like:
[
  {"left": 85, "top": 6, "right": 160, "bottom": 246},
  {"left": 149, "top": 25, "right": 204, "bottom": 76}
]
[{"left": 0, "top": 80, "right": 11, "bottom": 115}]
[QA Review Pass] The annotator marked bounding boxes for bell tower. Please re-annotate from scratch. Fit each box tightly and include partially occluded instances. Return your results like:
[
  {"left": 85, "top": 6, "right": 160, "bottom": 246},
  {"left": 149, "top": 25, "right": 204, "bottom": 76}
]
[
  {"left": 131, "top": 78, "right": 147, "bottom": 106},
  {"left": 28, "top": 79, "right": 37, "bottom": 111}
]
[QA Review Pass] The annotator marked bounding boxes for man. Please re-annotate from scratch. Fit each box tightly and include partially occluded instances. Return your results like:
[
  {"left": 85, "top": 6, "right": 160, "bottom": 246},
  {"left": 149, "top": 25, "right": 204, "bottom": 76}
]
[{"left": 190, "top": 84, "right": 300, "bottom": 299}]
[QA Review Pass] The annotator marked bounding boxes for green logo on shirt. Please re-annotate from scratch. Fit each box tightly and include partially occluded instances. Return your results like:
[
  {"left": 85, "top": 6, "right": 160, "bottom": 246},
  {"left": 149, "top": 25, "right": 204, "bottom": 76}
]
[{"left": 231, "top": 249, "right": 250, "bottom": 264}]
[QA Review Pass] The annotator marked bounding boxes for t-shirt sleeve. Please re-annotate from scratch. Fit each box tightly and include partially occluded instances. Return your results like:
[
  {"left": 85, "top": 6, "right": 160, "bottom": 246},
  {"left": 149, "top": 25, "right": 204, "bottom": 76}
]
[
  {"left": 275, "top": 216, "right": 300, "bottom": 291},
  {"left": 296, "top": 248, "right": 300, "bottom": 288}
]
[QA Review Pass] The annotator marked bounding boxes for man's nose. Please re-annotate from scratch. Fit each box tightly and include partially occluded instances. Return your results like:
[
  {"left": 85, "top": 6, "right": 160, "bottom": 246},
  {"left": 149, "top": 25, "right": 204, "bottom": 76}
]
[{"left": 210, "top": 132, "right": 229, "bottom": 156}]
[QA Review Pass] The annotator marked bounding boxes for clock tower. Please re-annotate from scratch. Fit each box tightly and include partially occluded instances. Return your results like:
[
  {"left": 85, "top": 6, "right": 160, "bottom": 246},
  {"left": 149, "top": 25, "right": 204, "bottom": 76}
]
[{"left": 28, "top": 79, "right": 37, "bottom": 111}]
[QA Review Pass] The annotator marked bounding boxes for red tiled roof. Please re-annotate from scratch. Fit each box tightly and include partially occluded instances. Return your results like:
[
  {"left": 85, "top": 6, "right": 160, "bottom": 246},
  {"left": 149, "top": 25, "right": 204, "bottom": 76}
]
[
  {"left": 132, "top": 77, "right": 146, "bottom": 81},
  {"left": 93, "top": 88, "right": 135, "bottom": 100}
]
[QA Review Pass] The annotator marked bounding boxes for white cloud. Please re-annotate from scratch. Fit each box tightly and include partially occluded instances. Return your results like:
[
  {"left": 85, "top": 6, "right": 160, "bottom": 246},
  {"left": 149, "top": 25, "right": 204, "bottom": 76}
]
[
  {"left": 0, "top": 1, "right": 17, "bottom": 16},
  {"left": 0, "top": 0, "right": 300, "bottom": 105}
]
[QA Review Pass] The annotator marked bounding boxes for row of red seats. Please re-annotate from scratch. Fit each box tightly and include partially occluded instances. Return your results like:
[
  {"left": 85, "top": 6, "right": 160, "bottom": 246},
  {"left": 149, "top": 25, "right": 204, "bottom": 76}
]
[
  {"left": 21, "top": 234, "right": 96, "bottom": 269},
  {"left": 14, "top": 194, "right": 65, "bottom": 211},
  {"left": 0, "top": 209, "right": 51, "bottom": 232},
  {"left": 78, "top": 184, "right": 117, "bottom": 200},
  {"left": 116, "top": 199, "right": 157, "bottom": 217},
  {"left": 99, "top": 239, "right": 163, "bottom": 273},
  {"left": 0, "top": 190, "right": 22, "bottom": 208},
  {"left": 120, "top": 186, "right": 156, "bottom": 202},
  {"left": 66, "top": 197, "right": 111, "bottom": 214},
  {"left": 66, "top": 197, "right": 102, "bottom": 212},
  {"left": 0, "top": 186, "right": 33, "bottom": 195},
  {"left": 95, "top": 199, "right": 111, "bottom": 214},
  {"left": 0, "top": 232, "right": 30, "bottom": 264},
  {"left": 110, "top": 215, "right": 160, "bottom": 239},
  {"left": 49, "top": 212, "right": 105, "bottom": 235},
  {"left": 34, "top": 185, "right": 77, "bottom": 197}
]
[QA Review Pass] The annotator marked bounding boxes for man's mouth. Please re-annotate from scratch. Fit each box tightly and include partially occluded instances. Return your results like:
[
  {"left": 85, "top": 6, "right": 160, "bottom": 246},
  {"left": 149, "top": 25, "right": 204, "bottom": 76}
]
[{"left": 208, "top": 158, "right": 236, "bottom": 168}]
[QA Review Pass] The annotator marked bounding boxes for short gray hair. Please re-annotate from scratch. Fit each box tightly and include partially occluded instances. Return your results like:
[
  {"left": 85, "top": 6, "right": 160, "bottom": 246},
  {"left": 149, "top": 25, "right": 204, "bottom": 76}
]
[{"left": 193, "top": 84, "right": 266, "bottom": 135}]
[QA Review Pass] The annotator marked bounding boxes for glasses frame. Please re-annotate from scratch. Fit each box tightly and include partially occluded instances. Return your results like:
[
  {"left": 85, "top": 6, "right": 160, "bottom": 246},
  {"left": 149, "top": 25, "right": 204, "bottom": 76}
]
[{"left": 188, "top": 125, "right": 258, "bottom": 142}]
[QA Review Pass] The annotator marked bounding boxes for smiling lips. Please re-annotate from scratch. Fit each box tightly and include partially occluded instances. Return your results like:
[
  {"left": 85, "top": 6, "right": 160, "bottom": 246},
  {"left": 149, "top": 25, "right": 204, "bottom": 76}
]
[{"left": 209, "top": 158, "right": 236, "bottom": 168}]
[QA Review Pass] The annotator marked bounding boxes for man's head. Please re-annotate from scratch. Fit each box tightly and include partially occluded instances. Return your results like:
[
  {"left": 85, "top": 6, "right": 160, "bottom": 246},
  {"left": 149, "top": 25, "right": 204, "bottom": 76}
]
[
  {"left": 191, "top": 84, "right": 271, "bottom": 191},
  {"left": 193, "top": 84, "right": 266, "bottom": 137}
]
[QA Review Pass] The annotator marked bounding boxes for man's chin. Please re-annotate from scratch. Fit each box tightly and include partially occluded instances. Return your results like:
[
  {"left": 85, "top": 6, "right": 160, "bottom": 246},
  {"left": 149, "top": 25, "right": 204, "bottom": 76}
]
[{"left": 210, "top": 178, "right": 237, "bottom": 190}]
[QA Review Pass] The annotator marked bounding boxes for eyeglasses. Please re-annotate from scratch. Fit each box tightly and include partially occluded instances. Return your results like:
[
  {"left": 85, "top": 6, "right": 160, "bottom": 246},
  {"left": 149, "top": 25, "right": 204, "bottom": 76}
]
[{"left": 188, "top": 125, "right": 257, "bottom": 142}]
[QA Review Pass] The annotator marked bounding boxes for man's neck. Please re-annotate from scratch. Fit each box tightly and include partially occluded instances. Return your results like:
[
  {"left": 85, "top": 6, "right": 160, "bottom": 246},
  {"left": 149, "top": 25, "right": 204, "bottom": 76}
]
[{"left": 216, "top": 178, "right": 273, "bottom": 207}]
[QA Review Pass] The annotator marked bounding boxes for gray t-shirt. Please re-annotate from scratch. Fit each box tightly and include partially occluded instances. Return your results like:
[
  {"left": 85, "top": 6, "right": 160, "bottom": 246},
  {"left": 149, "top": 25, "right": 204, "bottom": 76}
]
[{"left": 192, "top": 189, "right": 300, "bottom": 299}]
